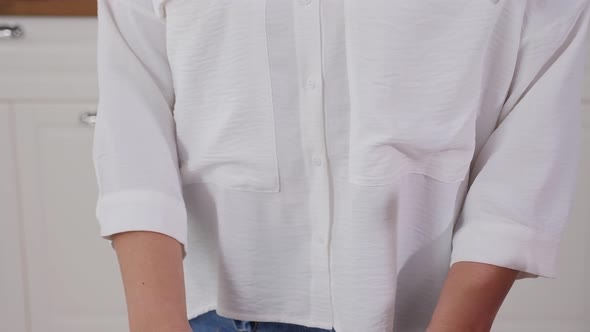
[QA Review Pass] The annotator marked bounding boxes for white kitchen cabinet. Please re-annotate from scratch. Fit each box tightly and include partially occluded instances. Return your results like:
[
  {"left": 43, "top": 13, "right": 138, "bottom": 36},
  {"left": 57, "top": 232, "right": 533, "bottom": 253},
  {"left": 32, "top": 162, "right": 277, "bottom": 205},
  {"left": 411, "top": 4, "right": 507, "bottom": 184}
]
[
  {"left": 0, "top": 103, "right": 28, "bottom": 332},
  {"left": 11, "top": 103, "right": 127, "bottom": 332},
  {"left": 0, "top": 17, "right": 97, "bottom": 101}
]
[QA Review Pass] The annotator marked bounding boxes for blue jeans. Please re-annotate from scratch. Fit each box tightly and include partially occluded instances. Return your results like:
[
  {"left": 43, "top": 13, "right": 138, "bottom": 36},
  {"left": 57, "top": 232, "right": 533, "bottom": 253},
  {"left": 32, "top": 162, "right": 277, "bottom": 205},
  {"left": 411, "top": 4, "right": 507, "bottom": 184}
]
[{"left": 189, "top": 310, "right": 335, "bottom": 332}]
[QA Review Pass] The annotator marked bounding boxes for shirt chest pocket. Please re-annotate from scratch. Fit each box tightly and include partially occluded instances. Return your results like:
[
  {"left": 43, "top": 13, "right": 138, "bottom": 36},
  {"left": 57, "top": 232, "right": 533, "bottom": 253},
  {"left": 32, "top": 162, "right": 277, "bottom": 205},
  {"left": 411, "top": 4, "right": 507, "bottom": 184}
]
[
  {"left": 346, "top": 52, "right": 480, "bottom": 186},
  {"left": 166, "top": 0, "right": 280, "bottom": 192},
  {"left": 343, "top": 1, "right": 493, "bottom": 186}
]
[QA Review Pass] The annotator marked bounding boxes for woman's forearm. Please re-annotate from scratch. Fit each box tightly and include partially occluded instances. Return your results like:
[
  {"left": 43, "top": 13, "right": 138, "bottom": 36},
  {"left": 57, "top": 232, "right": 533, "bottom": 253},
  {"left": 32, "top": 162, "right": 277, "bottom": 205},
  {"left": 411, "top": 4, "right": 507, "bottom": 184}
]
[
  {"left": 427, "top": 262, "right": 519, "bottom": 332},
  {"left": 112, "top": 231, "right": 191, "bottom": 332}
]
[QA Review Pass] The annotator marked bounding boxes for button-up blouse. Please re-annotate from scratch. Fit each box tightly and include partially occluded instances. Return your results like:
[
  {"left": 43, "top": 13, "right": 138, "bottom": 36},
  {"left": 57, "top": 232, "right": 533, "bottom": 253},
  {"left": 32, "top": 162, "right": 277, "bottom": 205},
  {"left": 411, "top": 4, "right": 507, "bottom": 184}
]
[{"left": 93, "top": 1, "right": 590, "bottom": 330}]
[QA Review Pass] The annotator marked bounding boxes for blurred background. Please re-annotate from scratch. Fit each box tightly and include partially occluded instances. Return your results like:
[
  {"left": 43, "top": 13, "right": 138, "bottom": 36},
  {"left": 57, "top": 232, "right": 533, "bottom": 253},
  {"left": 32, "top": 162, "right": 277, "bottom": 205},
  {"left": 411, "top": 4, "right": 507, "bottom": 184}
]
[{"left": 0, "top": 1, "right": 589, "bottom": 332}]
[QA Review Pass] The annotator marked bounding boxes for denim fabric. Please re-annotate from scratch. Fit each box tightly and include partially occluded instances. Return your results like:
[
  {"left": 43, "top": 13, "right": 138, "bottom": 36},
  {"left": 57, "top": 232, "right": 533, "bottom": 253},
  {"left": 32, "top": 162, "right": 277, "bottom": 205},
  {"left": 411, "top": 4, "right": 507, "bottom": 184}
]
[{"left": 189, "top": 310, "right": 335, "bottom": 332}]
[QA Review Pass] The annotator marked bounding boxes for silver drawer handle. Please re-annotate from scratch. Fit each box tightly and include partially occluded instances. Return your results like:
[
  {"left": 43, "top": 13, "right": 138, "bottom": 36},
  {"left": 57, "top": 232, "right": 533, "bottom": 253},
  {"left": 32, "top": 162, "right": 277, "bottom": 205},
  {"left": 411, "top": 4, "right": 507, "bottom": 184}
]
[
  {"left": 79, "top": 112, "right": 97, "bottom": 126},
  {"left": 0, "top": 25, "right": 24, "bottom": 40}
]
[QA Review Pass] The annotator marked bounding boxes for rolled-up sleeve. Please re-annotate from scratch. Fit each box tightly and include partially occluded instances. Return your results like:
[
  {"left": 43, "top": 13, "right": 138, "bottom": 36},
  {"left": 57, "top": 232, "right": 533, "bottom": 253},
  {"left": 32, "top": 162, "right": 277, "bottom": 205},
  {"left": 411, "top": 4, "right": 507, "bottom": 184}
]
[
  {"left": 93, "top": 0, "right": 187, "bottom": 254},
  {"left": 451, "top": 3, "right": 590, "bottom": 278}
]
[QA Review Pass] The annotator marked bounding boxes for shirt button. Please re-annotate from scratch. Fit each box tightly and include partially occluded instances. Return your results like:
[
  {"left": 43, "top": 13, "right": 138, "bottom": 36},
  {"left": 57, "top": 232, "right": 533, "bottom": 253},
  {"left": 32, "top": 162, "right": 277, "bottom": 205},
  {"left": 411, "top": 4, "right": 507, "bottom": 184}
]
[
  {"left": 312, "top": 156, "right": 322, "bottom": 166},
  {"left": 300, "top": 0, "right": 312, "bottom": 6},
  {"left": 305, "top": 78, "right": 316, "bottom": 90},
  {"left": 316, "top": 235, "right": 326, "bottom": 245}
]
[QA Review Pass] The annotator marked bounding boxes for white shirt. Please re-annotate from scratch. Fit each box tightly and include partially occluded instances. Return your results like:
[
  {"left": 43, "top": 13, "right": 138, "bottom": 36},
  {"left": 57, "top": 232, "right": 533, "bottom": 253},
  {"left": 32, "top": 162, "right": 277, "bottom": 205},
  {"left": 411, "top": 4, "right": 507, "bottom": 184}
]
[{"left": 93, "top": 1, "right": 590, "bottom": 331}]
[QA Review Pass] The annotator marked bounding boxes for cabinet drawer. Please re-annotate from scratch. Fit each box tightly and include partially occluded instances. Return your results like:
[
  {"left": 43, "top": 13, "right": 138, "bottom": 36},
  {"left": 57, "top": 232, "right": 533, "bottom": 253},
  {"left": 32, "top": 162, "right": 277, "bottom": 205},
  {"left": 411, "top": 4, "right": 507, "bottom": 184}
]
[{"left": 0, "top": 17, "right": 97, "bottom": 100}]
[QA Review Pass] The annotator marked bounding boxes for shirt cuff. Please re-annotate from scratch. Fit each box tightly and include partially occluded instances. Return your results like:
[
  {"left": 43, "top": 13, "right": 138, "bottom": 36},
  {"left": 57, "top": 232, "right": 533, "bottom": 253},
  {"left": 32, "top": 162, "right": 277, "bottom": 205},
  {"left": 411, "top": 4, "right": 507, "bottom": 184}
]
[
  {"left": 96, "top": 190, "right": 188, "bottom": 258},
  {"left": 450, "top": 219, "right": 561, "bottom": 279}
]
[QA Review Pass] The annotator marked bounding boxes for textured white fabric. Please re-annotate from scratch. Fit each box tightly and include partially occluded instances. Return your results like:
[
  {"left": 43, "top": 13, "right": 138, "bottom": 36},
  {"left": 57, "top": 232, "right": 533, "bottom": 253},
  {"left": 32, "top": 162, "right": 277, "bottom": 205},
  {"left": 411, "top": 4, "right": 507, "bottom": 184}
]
[{"left": 93, "top": 0, "right": 590, "bottom": 331}]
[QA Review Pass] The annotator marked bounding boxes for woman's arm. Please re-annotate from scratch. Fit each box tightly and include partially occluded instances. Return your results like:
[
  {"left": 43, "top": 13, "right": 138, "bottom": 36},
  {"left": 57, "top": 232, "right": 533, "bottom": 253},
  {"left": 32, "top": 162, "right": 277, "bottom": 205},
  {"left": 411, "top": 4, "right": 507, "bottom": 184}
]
[
  {"left": 427, "top": 262, "right": 518, "bottom": 332},
  {"left": 441, "top": 3, "right": 590, "bottom": 330},
  {"left": 113, "top": 232, "right": 191, "bottom": 332},
  {"left": 94, "top": 1, "right": 189, "bottom": 330}
]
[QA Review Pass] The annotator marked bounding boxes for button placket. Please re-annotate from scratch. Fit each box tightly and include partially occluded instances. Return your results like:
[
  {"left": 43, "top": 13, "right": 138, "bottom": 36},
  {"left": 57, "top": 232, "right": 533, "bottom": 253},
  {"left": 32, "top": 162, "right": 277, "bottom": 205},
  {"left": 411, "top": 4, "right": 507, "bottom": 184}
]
[
  {"left": 296, "top": 0, "right": 329, "bottom": 246},
  {"left": 294, "top": 0, "right": 333, "bottom": 323}
]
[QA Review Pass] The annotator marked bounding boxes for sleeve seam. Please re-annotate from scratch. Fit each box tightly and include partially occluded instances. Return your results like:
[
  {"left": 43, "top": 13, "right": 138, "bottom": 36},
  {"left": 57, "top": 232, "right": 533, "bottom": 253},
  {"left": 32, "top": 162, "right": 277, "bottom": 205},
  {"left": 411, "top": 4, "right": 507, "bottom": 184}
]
[{"left": 521, "top": 2, "right": 588, "bottom": 46}]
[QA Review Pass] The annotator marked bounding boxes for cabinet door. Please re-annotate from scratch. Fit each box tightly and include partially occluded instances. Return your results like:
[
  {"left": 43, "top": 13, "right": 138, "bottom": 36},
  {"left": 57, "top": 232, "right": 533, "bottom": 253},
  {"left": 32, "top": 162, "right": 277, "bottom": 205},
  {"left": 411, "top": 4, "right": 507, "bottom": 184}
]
[
  {"left": 13, "top": 103, "right": 127, "bottom": 332},
  {"left": 0, "top": 103, "right": 27, "bottom": 332},
  {"left": 493, "top": 105, "right": 590, "bottom": 332}
]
